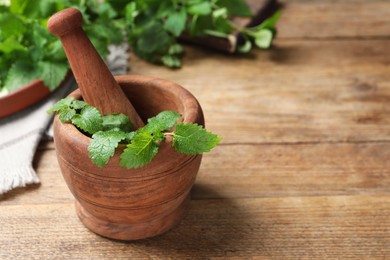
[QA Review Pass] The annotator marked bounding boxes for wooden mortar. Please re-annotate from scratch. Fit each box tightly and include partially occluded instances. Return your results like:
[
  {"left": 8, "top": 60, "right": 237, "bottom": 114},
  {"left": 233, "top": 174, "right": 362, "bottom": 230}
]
[{"left": 53, "top": 75, "right": 204, "bottom": 240}]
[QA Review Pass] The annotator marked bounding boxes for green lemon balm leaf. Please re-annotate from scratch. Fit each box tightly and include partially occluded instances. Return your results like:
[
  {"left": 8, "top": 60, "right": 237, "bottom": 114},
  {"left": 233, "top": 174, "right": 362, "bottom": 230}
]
[
  {"left": 187, "top": 2, "right": 212, "bottom": 16},
  {"left": 173, "top": 123, "right": 221, "bottom": 154},
  {"left": 144, "top": 110, "right": 182, "bottom": 133},
  {"left": 47, "top": 97, "right": 74, "bottom": 115},
  {"left": 161, "top": 55, "right": 181, "bottom": 68},
  {"left": 120, "top": 131, "right": 159, "bottom": 169},
  {"left": 58, "top": 107, "right": 76, "bottom": 122},
  {"left": 168, "top": 44, "right": 184, "bottom": 55},
  {"left": 216, "top": 0, "right": 252, "bottom": 17},
  {"left": 71, "top": 100, "right": 87, "bottom": 110},
  {"left": 37, "top": 61, "right": 68, "bottom": 90},
  {"left": 258, "top": 10, "right": 281, "bottom": 30},
  {"left": 102, "top": 113, "right": 133, "bottom": 132},
  {"left": 88, "top": 130, "right": 127, "bottom": 168},
  {"left": 0, "top": 37, "right": 27, "bottom": 54},
  {"left": 4, "top": 61, "right": 39, "bottom": 93},
  {"left": 0, "top": 13, "right": 26, "bottom": 39},
  {"left": 136, "top": 22, "right": 170, "bottom": 56},
  {"left": 254, "top": 29, "right": 274, "bottom": 49},
  {"left": 237, "top": 39, "right": 252, "bottom": 53},
  {"left": 71, "top": 106, "right": 103, "bottom": 135},
  {"left": 163, "top": 8, "right": 187, "bottom": 37},
  {"left": 125, "top": 131, "right": 137, "bottom": 143}
]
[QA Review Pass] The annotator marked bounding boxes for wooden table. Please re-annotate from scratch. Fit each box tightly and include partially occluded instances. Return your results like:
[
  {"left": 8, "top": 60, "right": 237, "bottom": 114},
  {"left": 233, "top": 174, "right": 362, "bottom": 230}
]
[{"left": 1, "top": 0, "right": 390, "bottom": 258}]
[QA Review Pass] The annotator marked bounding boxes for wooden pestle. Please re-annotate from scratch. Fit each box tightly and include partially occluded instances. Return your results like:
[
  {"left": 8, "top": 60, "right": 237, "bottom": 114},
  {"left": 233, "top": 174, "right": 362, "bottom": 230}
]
[{"left": 48, "top": 8, "right": 144, "bottom": 129}]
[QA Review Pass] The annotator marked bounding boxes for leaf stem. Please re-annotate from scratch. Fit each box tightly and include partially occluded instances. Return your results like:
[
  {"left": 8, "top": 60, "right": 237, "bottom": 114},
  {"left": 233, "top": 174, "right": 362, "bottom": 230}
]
[{"left": 163, "top": 132, "right": 175, "bottom": 137}]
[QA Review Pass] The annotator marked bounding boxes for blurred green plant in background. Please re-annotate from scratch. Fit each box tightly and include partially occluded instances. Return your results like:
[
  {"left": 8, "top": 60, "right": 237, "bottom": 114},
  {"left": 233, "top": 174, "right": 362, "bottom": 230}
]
[{"left": 0, "top": 0, "right": 280, "bottom": 95}]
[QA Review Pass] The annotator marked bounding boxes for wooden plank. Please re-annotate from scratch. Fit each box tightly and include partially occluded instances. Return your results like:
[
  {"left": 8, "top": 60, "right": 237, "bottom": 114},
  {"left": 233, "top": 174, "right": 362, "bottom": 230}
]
[
  {"left": 194, "top": 142, "right": 390, "bottom": 199},
  {"left": 1, "top": 195, "right": 390, "bottom": 258},
  {"left": 277, "top": 0, "right": 390, "bottom": 38},
  {"left": 1, "top": 141, "right": 388, "bottom": 205},
  {"left": 128, "top": 39, "right": 390, "bottom": 143}
]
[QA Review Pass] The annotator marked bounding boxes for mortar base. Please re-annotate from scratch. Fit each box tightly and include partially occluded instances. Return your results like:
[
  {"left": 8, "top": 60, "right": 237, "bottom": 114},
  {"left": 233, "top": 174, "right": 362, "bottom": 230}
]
[{"left": 75, "top": 196, "right": 190, "bottom": 241}]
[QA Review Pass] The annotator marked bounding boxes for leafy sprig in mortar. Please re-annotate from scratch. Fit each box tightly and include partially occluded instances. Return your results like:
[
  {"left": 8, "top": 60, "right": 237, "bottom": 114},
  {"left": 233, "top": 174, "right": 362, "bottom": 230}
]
[{"left": 48, "top": 98, "right": 221, "bottom": 169}]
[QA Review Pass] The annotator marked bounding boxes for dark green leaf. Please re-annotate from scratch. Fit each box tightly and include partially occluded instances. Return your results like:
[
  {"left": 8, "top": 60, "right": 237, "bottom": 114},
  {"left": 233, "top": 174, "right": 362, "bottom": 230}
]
[
  {"left": 189, "top": 15, "right": 214, "bottom": 36},
  {"left": 124, "top": 2, "right": 138, "bottom": 24},
  {"left": 163, "top": 8, "right": 186, "bottom": 37},
  {"left": 89, "top": 130, "right": 127, "bottom": 168},
  {"left": 214, "top": 16, "right": 233, "bottom": 34},
  {"left": 216, "top": 0, "right": 252, "bottom": 17},
  {"left": 136, "top": 22, "right": 171, "bottom": 56},
  {"left": 71, "top": 100, "right": 87, "bottom": 110},
  {"left": 173, "top": 123, "right": 221, "bottom": 154},
  {"left": 237, "top": 39, "right": 252, "bottom": 53},
  {"left": 187, "top": 2, "right": 212, "bottom": 16},
  {"left": 71, "top": 106, "right": 103, "bottom": 135},
  {"left": 0, "top": 13, "right": 26, "bottom": 39},
  {"left": 88, "top": 22, "right": 123, "bottom": 45},
  {"left": 258, "top": 11, "right": 281, "bottom": 30},
  {"left": 168, "top": 44, "right": 184, "bottom": 55},
  {"left": 39, "top": 0, "right": 65, "bottom": 18},
  {"left": 120, "top": 131, "right": 159, "bottom": 168},
  {"left": 125, "top": 131, "right": 137, "bottom": 142},
  {"left": 3, "top": 61, "right": 38, "bottom": 93},
  {"left": 11, "top": 0, "right": 41, "bottom": 18},
  {"left": 58, "top": 107, "right": 76, "bottom": 122},
  {"left": 44, "top": 40, "right": 67, "bottom": 62},
  {"left": 37, "top": 61, "right": 68, "bottom": 90},
  {"left": 10, "top": 0, "right": 31, "bottom": 15},
  {"left": 91, "top": 2, "right": 118, "bottom": 19},
  {"left": 156, "top": 1, "right": 175, "bottom": 19},
  {"left": 0, "top": 37, "right": 26, "bottom": 53},
  {"left": 161, "top": 55, "right": 181, "bottom": 68},
  {"left": 47, "top": 97, "right": 74, "bottom": 115},
  {"left": 32, "top": 22, "right": 49, "bottom": 50},
  {"left": 254, "top": 29, "right": 273, "bottom": 49},
  {"left": 102, "top": 113, "right": 133, "bottom": 132},
  {"left": 212, "top": 7, "right": 228, "bottom": 19},
  {"left": 144, "top": 110, "right": 182, "bottom": 133}
]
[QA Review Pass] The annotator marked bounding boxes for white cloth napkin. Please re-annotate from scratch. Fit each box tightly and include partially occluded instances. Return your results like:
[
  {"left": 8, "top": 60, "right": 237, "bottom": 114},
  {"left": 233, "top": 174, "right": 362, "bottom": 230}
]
[
  {"left": 0, "top": 43, "right": 128, "bottom": 195},
  {"left": 0, "top": 79, "right": 76, "bottom": 194}
]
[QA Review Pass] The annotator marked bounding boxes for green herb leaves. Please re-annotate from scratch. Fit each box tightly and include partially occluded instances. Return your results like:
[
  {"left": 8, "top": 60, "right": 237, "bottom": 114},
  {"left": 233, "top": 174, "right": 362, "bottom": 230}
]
[
  {"left": 0, "top": 0, "right": 123, "bottom": 94},
  {"left": 120, "top": 131, "right": 159, "bottom": 169},
  {"left": 120, "top": 110, "right": 182, "bottom": 168},
  {"left": 49, "top": 98, "right": 221, "bottom": 169},
  {"left": 0, "top": 9, "right": 67, "bottom": 93},
  {"left": 144, "top": 110, "right": 181, "bottom": 133},
  {"left": 237, "top": 11, "right": 281, "bottom": 53},
  {"left": 121, "top": 111, "right": 220, "bottom": 169},
  {"left": 123, "top": 0, "right": 280, "bottom": 68},
  {"left": 1, "top": 0, "right": 280, "bottom": 95},
  {"left": 89, "top": 130, "right": 127, "bottom": 168},
  {"left": 173, "top": 123, "right": 221, "bottom": 154},
  {"left": 48, "top": 97, "right": 103, "bottom": 134},
  {"left": 164, "top": 8, "right": 187, "bottom": 37},
  {"left": 71, "top": 106, "right": 103, "bottom": 135}
]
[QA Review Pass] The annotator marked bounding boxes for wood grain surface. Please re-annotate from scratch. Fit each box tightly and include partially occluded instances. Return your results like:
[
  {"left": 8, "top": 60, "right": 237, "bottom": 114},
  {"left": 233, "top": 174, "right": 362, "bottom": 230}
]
[{"left": 1, "top": 0, "right": 390, "bottom": 258}]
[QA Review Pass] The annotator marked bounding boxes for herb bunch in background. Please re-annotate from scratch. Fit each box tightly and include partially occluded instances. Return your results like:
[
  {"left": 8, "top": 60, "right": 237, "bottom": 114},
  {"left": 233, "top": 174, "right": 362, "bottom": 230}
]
[
  {"left": 0, "top": 0, "right": 280, "bottom": 95},
  {"left": 48, "top": 97, "right": 221, "bottom": 169},
  {"left": 0, "top": 0, "right": 123, "bottom": 96},
  {"left": 112, "top": 0, "right": 280, "bottom": 68}
]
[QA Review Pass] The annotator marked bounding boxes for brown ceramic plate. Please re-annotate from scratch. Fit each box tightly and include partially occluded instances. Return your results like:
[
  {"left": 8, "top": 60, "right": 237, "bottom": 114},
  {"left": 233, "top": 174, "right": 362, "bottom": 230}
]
[{"left": 0, "top": 72, "right": 71, "bottom": 119}]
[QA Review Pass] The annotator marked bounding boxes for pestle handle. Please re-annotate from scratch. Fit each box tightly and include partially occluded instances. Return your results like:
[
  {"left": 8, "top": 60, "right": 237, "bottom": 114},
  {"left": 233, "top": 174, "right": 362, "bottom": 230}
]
[{"left": 48, "top": 8, "right": 144, "bottom": 129}]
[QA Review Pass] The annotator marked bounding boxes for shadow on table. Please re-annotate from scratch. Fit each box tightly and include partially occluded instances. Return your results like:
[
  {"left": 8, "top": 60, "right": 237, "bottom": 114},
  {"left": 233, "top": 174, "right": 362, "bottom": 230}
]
[
  {"left": 127, "top": 184, "right": 255, "bottom": 258},
  {"left": 0, "top": 184, "right": 40, "bottom": 203}
]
